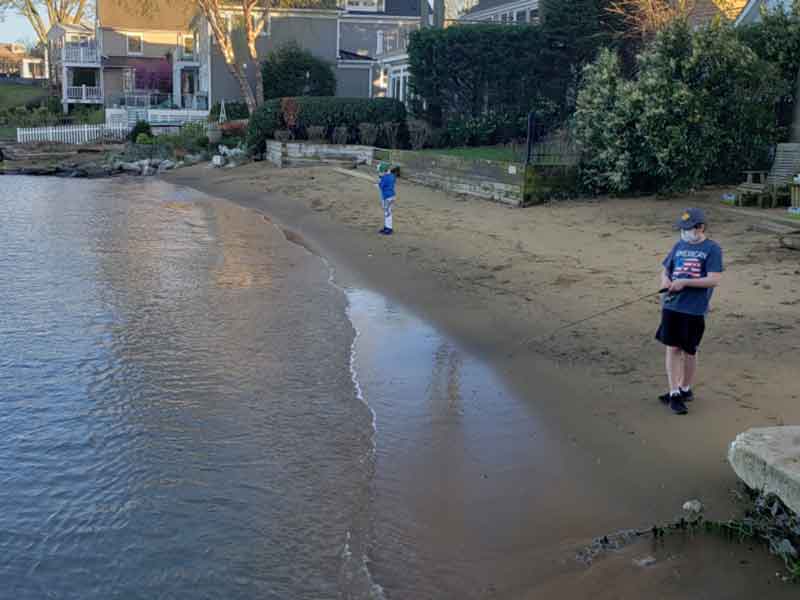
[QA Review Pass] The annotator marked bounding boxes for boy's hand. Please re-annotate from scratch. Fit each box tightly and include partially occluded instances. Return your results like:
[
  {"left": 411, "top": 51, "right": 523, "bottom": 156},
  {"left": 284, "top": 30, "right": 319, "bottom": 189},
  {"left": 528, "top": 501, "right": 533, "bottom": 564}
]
[{"left": 668, "top": 279, "right": 687, "bottom": 293}]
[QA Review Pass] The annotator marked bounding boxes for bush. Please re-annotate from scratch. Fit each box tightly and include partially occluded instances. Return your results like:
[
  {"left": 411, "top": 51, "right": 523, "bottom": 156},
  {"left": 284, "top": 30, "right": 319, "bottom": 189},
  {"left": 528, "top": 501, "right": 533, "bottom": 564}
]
[
  {"left": 574, "top": 21, "right": 786, "bottom": 194},
  {"left": 247, "top": 97, "right": 405, "bottom": 153},
  {"left": 262, "top": 41, "right": 336, "bottom": 100},
  {"left": 407, "top": 119, "right": 430, "bottom": 150},
  {"left": 210, "top": 101, "right": 249, "bottom": 121},
  {"left": 381, "top": 122, "right": 401, "bottom": 149},
  {"left": 332, "top": 126, "right": 349, "bottom": 145},
  {"left": 358, "top": 122, "right": 378, "bottom": 146},
  {"left": 307, "top": 125, "right": 327, "bottom": 142},
  {"left": 246, "top": 98, "right": 281, "bottom": 153},
  {"left": 136, "top": 133, "right": 154, "bottom": 145},
  {"left": 220, "top": 120, "right": 248, "bottom": 139},
  {"left": 129, "top": 120, "right": 152, "bottom": 142}
]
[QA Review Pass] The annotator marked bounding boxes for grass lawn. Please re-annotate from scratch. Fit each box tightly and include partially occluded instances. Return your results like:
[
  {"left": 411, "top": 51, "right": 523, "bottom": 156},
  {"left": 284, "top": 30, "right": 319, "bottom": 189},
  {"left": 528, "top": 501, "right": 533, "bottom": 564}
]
[
  {"left": 0, "top": 126, "right": 16, "bottom": 141},
  {"left": 419, "top": 146, "right": 524, "bottom": 163},
  {"left": 0, "top": 83, "right": 48, "bottom": 111}
]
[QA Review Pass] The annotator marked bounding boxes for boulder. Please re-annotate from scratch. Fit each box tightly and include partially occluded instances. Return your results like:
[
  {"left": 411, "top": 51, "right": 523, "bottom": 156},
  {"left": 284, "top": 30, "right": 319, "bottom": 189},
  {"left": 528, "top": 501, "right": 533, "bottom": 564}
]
[
  {"left": 184, "top": 153, "right": 203, "bottom": 165},
  {"left": 119, "top": 161, "right": 142, "bottom": 174},
  {"left": 728, "top": 427, "right": 800, "bottom": 514},
  {"left": 158, "top": 159, "right": 176, "bottom": 172},
  {"left": 212, "top": 155, "right": 226, "bottom": 167}
]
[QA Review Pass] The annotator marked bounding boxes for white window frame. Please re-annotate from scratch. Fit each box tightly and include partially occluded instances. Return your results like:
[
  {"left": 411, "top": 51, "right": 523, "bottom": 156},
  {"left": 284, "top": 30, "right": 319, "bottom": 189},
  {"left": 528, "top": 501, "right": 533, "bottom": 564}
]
[
  {"left": 122, "top": 67, "right": 135, "bottom": 92},
  {"left": 181, "top": 34, "right": 195, "bottom": 58},
  {"left": 126, "top": 33, "right": 144, "bottom": 56},
  {"left": 376, "top": 30, "right": 384, "bottom": 55},
  {"left": 345, "top": 0, "right": 380, "bottom": 12}
]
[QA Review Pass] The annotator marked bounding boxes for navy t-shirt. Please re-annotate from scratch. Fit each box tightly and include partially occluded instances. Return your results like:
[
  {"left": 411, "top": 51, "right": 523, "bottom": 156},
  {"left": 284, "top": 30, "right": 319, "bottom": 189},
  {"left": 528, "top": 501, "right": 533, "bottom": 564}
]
[{"left": 662, "top": 238, "right": 724, "bottom": 316}]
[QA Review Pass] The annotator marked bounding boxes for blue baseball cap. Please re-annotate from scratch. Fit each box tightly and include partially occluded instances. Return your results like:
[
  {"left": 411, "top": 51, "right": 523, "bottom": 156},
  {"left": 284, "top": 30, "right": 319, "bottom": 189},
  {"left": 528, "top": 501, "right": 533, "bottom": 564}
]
[{"left": 674, "top": 208, "right": 706, "bottom": 230}]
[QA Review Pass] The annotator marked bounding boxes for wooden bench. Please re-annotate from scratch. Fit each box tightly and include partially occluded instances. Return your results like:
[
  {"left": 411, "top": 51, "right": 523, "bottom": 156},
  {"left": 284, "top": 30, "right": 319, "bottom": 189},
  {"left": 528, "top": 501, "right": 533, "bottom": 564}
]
[{"left": 737, "top": 144, "right": 800, "bottom": 208}]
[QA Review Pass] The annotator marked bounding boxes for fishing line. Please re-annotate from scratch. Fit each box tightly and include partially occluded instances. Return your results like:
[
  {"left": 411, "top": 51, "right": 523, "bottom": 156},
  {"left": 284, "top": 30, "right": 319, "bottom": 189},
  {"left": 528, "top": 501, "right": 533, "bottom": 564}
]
[{"left": 518, "top": 288, "right": 669, "bottom": 349}]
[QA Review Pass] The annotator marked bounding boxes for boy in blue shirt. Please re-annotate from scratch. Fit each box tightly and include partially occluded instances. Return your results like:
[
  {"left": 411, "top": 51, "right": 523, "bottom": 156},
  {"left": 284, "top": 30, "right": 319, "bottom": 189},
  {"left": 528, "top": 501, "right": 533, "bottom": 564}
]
[
  {"left": 656, "top": 208, "right": 724, "bottom": 415},
  {"left": 377, "top": 162, "right": 397, "bottom": 235}
]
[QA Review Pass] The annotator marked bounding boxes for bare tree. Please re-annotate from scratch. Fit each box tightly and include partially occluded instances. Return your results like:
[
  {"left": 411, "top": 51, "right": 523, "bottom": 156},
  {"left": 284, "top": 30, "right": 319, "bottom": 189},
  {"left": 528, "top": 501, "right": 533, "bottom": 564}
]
[
  {"left": 0, "top": 0, "right": 91, "bottom": 46},
  {"left": 606, "top": 0, "right": 695, "bottom": 39}
]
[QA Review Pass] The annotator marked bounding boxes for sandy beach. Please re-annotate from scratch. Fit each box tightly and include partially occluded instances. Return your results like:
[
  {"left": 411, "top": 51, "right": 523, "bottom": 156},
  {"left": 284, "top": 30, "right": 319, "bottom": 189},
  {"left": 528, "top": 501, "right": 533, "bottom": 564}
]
[{"left": 165, "top": 162, "right": 800, "bottom": 598}]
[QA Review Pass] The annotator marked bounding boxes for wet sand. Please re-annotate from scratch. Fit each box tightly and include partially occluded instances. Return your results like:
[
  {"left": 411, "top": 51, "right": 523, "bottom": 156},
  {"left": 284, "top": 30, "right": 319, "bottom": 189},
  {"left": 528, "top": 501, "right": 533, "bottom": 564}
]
[{"left": 165, "top": 163, "right": 800, "bottom": 597}]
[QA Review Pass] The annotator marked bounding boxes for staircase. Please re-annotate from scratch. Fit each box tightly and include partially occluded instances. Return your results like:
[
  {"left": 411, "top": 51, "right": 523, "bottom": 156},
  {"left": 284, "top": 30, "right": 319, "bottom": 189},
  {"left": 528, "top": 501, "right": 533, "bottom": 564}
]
[{"left": 126, "top": 108, "right": 148, "bottom": 128}]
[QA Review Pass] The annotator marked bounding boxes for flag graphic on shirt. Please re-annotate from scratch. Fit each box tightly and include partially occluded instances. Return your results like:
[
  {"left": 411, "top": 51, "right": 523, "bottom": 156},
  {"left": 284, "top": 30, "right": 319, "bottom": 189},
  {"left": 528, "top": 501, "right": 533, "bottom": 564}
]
[{"left": 673, "top": 257, "right": 702, "bottom": 278}]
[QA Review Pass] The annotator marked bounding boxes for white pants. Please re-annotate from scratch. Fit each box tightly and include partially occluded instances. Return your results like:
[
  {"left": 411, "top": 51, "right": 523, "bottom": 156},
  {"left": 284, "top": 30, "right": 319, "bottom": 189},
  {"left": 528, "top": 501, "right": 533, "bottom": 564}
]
[{"left": 381, "top": 196, "right": 395, "bottom": 230}]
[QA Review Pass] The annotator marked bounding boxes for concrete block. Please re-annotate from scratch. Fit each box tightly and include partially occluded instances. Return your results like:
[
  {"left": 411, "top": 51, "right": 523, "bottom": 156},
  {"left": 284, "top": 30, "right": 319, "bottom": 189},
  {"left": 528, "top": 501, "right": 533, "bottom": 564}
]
[{"left": 728, "top": 426, "right": 800, "bottom": 514}]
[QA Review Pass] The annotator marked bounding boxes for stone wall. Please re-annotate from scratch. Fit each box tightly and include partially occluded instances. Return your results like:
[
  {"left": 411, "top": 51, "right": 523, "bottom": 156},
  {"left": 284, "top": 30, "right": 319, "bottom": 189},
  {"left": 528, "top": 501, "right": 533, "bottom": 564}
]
[
  {"left": 265, "top": 141, "right": 375, "bottom": 167},
  {"left": 377, "top": 149, "right": 524, "bottom": 207}
]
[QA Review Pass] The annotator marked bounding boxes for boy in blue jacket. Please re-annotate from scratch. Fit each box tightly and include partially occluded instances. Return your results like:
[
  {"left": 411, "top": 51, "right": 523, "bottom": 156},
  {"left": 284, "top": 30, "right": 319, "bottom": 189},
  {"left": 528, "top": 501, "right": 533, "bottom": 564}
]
[{"left": 377, "top": 162, "right": 397, "bottom": 235}]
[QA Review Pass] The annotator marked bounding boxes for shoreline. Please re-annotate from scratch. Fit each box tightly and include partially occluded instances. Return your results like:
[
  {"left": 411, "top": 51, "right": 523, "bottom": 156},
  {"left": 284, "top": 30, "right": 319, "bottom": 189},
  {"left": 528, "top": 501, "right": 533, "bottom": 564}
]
[{"left": 164, "top": 163, "right": 800, "bottom": 596}]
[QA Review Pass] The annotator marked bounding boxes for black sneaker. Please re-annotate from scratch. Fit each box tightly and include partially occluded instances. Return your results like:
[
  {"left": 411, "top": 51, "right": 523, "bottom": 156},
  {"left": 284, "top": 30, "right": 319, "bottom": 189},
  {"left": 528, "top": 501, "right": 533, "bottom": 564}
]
[
  {"left": 658, "top": 392, "right": 673, "bottom": 405},
  {"left": 381, "top": 228, "right": 393, "bottom": 235},
  {"left": 378, "top": 227, "right": 388, "bottom": 234},
  {"left": 670, "top": 396, "right": 688, "bottom": 415},
  {"left": 680, "top": 388, "right": 694, "bottom": 402}
]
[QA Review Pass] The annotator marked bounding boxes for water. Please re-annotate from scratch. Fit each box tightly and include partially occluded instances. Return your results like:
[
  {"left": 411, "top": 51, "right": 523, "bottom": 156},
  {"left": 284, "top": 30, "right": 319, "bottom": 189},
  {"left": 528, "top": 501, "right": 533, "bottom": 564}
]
[{"left": 0, "top": 177, "right": 373, "bottom": 599}]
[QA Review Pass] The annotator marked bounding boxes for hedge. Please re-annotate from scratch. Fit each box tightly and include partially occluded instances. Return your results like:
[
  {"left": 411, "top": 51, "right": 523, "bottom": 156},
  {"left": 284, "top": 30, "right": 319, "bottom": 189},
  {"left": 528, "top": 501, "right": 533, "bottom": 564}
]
[
  {"left": 210, "top": 101, "right": 250, "bottom": 121},
  {"left": 408, "top": 25, "right": 558, "bottom": 134},
  {"left": 246, "top": 97, "right": 406, "bottom": 151}
]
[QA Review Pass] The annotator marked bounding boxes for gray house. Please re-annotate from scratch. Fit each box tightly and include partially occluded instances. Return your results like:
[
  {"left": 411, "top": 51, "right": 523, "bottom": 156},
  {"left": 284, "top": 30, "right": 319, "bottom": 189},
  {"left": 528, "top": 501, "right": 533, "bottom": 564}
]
[{"left": 204, "top": 0, "right": 429, "bottom": 107}]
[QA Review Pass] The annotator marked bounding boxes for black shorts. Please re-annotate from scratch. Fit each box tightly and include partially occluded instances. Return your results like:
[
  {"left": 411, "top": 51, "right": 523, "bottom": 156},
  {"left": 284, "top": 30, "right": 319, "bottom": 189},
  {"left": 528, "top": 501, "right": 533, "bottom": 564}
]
[{"left": 655, "top": 308, "right": 705, "bottom": 355}]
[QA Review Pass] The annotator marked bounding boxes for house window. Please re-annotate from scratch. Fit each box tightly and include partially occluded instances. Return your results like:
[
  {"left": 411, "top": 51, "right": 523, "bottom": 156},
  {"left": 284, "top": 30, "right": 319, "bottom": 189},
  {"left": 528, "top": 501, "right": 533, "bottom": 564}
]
[
  {"left": 346, "top": 0, "right": 379, "bottom": 11},
  {"left": 127, "top": 33, "right": 143, "bottom": 55},
  {"left": 182, "top": 35, "right": 195, "bottom": 58},
  {"left": 529, "top": 9, "right": 540, "bottom": 24},
  {"left": 376, "top": 30, "right": 384, "bottom": 55},
  {"left": 500, "top": 13, "right": 508, "bottom": 23},
  {"left": 516, "top": 10, "right": 526, "bottom": 23}
]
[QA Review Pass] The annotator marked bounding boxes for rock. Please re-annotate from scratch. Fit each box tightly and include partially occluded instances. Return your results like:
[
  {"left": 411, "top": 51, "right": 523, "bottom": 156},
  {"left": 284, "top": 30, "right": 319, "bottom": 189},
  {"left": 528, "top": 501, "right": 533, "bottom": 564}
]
[
  {"left": 119, "top": 161, "right": 141, "bottom": 174},
  {"left": 682, "top": 499, "right": 704, "bottom": 514},
  {"left": 728, "top": 427, "right": 800, "bottom": 515},
  {"left": 141, "top": 165, "right": 155, "bottom": 176},
  {"left": 633, "top": 556, "right": 657, "bottom": 568},
  {"left": 184, "top": 153, "right": 203, "bottom": 165},
  {"left": 212, "top": 155, "right": 226, "bottom": 167},
  {"left": 158, "top": 159, "right": 176, "bottom": 172},
  {"left": 149, "top": 158, "right": 162, "bottom": 168}
]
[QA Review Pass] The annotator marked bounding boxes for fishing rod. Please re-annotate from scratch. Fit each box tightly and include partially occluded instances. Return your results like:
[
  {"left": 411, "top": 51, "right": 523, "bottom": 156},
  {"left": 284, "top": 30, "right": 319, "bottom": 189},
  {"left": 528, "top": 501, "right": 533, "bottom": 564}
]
[{"left": 518, "top": 288, "right": 670, "bottom": 349}]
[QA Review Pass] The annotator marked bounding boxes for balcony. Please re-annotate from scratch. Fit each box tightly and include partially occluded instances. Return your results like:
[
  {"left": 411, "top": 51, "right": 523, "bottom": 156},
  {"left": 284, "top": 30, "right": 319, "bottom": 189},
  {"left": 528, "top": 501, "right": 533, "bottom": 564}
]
[
  {"left": 181, "top": 93, "right": 209, "bottom": 110},
  {"left": 376, "top": 29, "right": 413, "bottom": 58},
  {"left": 62, "top": 43, "right": 100, "bottom": 65},
  {"left": 66, "top": 85, "right": 103, "bottom": 103}
]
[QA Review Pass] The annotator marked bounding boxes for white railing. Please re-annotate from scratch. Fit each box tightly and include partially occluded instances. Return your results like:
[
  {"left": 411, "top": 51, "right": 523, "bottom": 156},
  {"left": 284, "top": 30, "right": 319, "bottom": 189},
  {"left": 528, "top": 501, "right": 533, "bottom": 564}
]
[
  {"left": 66, "top": 85, "right": 102, "bottom": 101},
  {"left": 181, "top": 94, "right": 209, "bottom": 110},
  {"left": 17, "top": 124, "right": 129, "bottom": 145},
  {"left": 147, "top": 109, "right": 209, "bottom": 125},
  {"left": 63, "top": 44, "right": 99, "bottom": 64}
]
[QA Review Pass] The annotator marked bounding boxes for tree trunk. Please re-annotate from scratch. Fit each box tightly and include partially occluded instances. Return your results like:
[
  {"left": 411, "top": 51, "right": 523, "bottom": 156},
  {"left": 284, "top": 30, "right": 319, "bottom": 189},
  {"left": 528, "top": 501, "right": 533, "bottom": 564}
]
[
  {"left": 228, "top": 61, "right": 258, "bottom": 114},
  {"left": 253, "top": 51, "right": 264, "bottom": 107}
]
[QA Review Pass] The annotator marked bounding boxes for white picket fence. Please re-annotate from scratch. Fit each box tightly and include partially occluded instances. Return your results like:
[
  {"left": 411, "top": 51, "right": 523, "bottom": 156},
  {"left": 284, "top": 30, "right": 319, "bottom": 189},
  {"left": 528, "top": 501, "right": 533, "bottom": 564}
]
[{"left": 17, "top": 124, "right": 130, "bottom": 145}]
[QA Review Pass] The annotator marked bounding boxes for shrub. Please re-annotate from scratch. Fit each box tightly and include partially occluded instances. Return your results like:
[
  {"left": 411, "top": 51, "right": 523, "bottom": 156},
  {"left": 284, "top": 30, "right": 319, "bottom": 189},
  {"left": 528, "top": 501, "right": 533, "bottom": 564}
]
[
  {"left": 574, "top": 21, "right": 786, "bottom": 194},
  {"left": 281, "top": 97, "right": 300, "bottom": 131},
  {"left": 247, "top": 97, "right": 405, "bottom": 153},
  {"left": 220, "top": 120, "right": 248, "bottom": 138},
  {"left": 129, "top": 120, "right": 152, "bottom": 142},
  {"left": 358, "top": 122, "right": 379, "bottom": 146},
  {"left": 381, "top": 122, "right": 400, "bottom": 149},
  {"left": 209, "top": 101, "right": 249, "bottom": 121},
  {"left": 262, "top": 41, "right": 336, "bottom": 100},
  {"left": 136, "top": 133, "right": 154, "bottom": 145},
  {"left": 332, "top": 126, "right": 349, "bottom": 145},
  {"left": 407, "top": 119, "right": 431, "bottom": 150},
  {"left": 307, "top": 125, "right": 327, "bottom": 142},
  {"left": 246, "top": 98, "right": 281, "bottom": 153}
]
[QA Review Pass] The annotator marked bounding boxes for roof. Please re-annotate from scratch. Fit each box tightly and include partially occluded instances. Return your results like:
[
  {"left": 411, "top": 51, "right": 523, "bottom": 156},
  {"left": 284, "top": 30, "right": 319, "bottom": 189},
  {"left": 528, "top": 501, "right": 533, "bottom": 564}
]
[
  {"left": 688, "top": 0, "right": 749, "bottom": 26},
  {"left": 48, "top": 22, "right": 94, "bottom": 36},
  {"left": 339, "top": 49, "right": 374, "bottom": 60},
  {"left": 461, "top": 0, "right": 520, "bottom": 17},
  {"left": 97, "top": 0, "right": 198, "bottom": 31},
  {"left": 344, "top": 0, "right": 427, "bottom": 17}
]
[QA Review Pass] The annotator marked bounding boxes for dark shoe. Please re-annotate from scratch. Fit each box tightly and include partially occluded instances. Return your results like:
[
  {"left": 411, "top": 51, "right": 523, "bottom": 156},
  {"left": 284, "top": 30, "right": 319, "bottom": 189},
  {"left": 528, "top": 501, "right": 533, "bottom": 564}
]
[
  {"left": 658, "top": 392, "right": 674, "bottom": 405},
  {"left": 670, "top": 396, "right": 688, "bottom": 415},
  {"left": 378, "top": 227, "right": 388, "bottom": 234},
  {"left": 680, "top": 388, "right": 694, "bottom": 402},
  {"left": 381, "top": 228, "right": 393, "bottom": 235}
]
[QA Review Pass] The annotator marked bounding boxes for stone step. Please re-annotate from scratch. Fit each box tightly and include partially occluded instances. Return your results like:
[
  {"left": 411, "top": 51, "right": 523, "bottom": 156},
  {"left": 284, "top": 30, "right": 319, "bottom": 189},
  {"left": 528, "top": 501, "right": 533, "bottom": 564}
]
[{"left": 728, "top": 427, "right": 800, "bottom": 514}]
